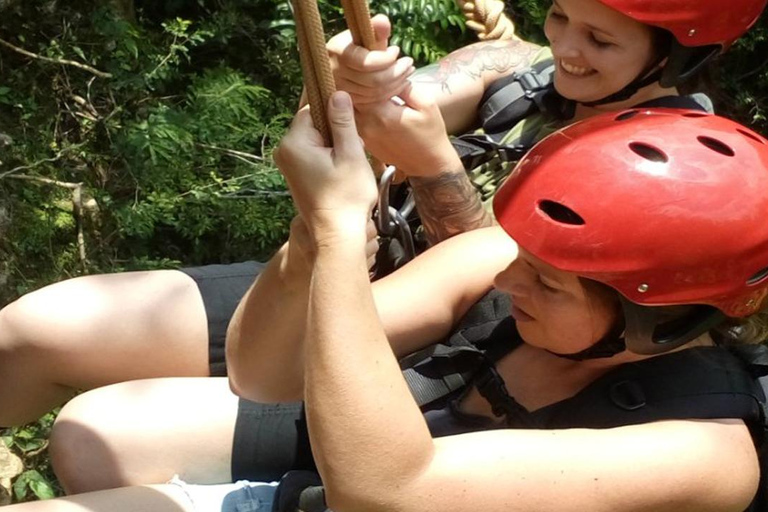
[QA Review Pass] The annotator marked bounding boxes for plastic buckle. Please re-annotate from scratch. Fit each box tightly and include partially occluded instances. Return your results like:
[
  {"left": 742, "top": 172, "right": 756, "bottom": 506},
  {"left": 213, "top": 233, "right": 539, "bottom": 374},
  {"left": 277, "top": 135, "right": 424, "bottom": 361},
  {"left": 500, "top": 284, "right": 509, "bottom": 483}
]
[
  {"left": 518, "top": 70, "right": 545, "bottom": 97},
  {"left": 609, "top": 380, "right": 646, "bottom": 411}
]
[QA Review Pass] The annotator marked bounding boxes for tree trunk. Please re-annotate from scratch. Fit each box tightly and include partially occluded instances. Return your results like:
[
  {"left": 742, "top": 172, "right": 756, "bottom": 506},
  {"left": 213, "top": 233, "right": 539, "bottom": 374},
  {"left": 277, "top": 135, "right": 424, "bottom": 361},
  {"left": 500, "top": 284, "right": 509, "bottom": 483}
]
[{"left": 110, "top": 0, "right": 136, "bottom": 23}]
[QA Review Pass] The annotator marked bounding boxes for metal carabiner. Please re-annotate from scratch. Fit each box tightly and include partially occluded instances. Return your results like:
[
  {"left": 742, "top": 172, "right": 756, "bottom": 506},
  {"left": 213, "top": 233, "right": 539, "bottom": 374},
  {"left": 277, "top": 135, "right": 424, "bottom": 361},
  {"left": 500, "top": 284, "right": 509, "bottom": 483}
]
[{"left": 375, "top": 165, "right": 398, "bottom": 236}]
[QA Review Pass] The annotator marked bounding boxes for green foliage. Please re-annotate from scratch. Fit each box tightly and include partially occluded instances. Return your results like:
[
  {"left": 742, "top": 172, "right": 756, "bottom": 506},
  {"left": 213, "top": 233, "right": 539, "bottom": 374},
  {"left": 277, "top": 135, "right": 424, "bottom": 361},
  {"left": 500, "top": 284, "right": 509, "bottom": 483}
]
[
  {"left": 374, "top": 0, "right": 471, "bottom": 64},
  {"left": 2, "top": 0, "right": 767, "bottom": 505},
  {"left": 2, "top": 413, "right": 61, "bottom": 503}
]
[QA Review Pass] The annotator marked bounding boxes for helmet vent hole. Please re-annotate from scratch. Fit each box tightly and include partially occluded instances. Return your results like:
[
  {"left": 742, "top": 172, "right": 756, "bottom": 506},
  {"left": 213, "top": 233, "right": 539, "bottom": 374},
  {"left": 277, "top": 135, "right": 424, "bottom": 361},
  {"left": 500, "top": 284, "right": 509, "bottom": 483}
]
[
  {"left": 737, "top": 128, "right": 765, "bottom": 145},
  {"left": 697, "top": 136, "right": 735, "bottom": 157},
  {"left": 538, "top": 200, "right": 585, "bottom": 226},
  {"left": 629, "top": 142, "right": 668, "bottom": 163},
  {"left": 747, "top": 267, "right": 768, "bottom": 286},
  {"left": 615, "top": 110, "right": 639, "bottom": 121},
  {"left": 683, "top": 112, "right": 708, "bottom": 118}
]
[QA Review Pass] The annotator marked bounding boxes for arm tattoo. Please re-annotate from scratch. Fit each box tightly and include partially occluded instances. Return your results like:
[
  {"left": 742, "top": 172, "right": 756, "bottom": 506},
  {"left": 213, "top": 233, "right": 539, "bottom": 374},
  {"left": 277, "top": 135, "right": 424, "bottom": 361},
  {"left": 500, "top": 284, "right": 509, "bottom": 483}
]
[
  {"left": 410, "top": 40, "right": 539, "bottom": 95},
  {"left": 410, "top": 171, "right": 494, "bottom": 245}
]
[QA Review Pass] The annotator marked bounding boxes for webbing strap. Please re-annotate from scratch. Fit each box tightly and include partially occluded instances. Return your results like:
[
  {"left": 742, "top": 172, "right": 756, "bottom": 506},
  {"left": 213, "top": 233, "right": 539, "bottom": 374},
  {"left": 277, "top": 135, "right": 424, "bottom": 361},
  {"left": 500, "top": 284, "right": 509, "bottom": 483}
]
[{"left": 479, "top": 59, "right": 556, "bottom": 137}]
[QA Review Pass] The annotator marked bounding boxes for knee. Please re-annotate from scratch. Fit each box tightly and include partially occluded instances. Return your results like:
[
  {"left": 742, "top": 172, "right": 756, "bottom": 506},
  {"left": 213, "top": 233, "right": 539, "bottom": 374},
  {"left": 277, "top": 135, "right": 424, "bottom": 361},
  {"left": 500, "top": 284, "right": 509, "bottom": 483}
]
[
  {"left": 49, "top": 391, "right": 129, "bottom": 494},
  {"left": 0, "top": 289, "right": 56, "bottom": 356}
]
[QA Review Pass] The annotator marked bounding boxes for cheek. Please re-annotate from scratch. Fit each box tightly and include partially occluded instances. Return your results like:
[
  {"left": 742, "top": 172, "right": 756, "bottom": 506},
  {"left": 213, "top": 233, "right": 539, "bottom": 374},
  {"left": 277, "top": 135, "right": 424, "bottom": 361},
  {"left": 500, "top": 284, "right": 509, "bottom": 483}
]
[
  {"left": 541, "top": 299, "right": 613, "bottom": 349},
  {"left": 543, "top": 18, "right": 558, "bottom": 43}
]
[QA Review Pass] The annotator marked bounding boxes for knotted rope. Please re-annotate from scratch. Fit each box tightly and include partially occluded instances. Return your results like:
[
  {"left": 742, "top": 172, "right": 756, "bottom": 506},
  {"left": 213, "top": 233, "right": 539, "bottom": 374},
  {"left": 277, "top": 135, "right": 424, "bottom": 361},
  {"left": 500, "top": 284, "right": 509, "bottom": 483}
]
[{"left": 457, "top": 0, "right": 518, "bottom": 41}]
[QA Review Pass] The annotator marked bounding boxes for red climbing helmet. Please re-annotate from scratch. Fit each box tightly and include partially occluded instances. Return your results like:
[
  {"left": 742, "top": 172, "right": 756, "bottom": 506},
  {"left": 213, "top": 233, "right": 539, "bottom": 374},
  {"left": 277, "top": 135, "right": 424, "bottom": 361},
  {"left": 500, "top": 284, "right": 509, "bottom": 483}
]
[
  {"left": 580, "top": 0, "right": 766, "bottom": 96},
  {"left": 493, "top": 108, "right": 768, "bottom": 353},
  {"left": 598, "top": 0, "right": 766, "bottom": 50}
]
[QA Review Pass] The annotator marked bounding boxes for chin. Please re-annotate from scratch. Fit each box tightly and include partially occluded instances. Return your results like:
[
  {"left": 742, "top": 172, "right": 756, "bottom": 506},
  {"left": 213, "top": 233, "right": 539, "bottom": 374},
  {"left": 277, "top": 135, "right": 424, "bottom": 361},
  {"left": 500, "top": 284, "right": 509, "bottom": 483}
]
[{"left": 553, "top": 75, "right": 606, "bottom": 104}]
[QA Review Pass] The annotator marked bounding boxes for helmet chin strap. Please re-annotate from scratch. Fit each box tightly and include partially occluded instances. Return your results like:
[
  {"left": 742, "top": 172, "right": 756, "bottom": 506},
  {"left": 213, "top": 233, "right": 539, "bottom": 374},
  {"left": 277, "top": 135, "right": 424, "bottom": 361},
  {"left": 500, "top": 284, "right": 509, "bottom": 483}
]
[
  {"left": 547, "top": 321, "right": 628, "bottom": 361},
  {"left": 548, "top": 334, "right": 627, "bottom": 361},
  {"left": 580, "top": 59, "right": 665, "bottom": 108}
]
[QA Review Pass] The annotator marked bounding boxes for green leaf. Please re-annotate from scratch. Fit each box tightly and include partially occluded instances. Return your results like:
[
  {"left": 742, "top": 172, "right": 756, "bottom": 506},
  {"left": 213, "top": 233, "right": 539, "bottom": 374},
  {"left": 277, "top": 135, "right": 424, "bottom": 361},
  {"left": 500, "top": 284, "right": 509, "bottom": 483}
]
[
  {"left": 29, "top": 475, "right": 56, "bottom": 500},
  {"left": 72, "top": 46, "right": 87, "bottom": 61}
]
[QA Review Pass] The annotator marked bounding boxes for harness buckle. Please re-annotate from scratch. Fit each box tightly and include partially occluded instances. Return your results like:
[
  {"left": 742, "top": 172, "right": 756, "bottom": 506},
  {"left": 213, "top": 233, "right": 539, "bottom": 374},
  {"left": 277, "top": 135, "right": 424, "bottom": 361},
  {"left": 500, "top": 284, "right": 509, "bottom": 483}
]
[
  {"left": 609, "top": 380, "right": 646, "bottom": 411},
  {"left": 518, "top": 70, "right": 547, "bottom": 97}
]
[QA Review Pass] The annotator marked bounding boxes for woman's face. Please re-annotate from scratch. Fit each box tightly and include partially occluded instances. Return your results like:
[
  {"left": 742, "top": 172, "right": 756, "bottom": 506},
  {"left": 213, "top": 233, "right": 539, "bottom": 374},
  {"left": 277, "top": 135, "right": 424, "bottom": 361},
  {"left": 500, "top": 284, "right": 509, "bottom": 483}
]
[
  {"left": 494, "top": 249, "right": 620, "bottom": 355},
  {"left": 544, "top": 0, "right": 658, "bottom": 103}
]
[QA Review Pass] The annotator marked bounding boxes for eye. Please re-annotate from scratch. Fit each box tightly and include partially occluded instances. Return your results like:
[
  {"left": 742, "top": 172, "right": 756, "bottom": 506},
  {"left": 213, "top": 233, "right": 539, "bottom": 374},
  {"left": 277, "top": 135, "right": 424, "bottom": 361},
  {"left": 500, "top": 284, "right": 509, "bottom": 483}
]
[
  {"left": 547, "top": 7, "right": 567, "bottom": 22},
  {"left": 538, "top": 275, "right": 560, "bottom": 293},
  {"left": 590, "top": 34, "right": 614, "bottom": 48}
]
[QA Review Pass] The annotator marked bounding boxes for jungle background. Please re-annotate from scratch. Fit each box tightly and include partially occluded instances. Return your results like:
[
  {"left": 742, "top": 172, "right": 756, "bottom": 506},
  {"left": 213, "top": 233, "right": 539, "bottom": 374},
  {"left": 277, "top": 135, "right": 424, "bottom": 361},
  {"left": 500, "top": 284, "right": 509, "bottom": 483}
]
[{"left": 0, "top": 0, "right": 766, "bottom": 504}]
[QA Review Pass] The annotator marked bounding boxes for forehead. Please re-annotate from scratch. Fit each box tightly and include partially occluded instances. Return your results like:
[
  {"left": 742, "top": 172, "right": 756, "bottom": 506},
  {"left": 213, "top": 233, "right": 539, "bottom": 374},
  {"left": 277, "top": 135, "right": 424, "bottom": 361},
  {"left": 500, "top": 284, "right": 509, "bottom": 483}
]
[{"left": 518, "top": 248, "right": 576, "bottom": 283}]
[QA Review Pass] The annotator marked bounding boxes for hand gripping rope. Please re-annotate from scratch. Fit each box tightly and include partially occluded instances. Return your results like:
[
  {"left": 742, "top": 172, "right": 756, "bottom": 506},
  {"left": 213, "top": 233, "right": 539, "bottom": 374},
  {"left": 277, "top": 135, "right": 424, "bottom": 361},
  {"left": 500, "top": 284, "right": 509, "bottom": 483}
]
[{"left": 291, "top": 0, "right": 515, "bottom": 272}]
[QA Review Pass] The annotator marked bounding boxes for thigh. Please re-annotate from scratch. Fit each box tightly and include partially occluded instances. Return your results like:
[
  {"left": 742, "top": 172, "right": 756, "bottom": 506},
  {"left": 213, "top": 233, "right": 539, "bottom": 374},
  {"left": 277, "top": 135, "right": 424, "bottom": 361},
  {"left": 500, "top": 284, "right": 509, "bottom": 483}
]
[
  {"left": 1, "top": 269, "right": 211, "bottom": 388},
  {"left": 2, "top": 484, "right": 197, "bottom": 512},
  {"left": 50, "top": 378, "right": 240, "bottom": 493}
]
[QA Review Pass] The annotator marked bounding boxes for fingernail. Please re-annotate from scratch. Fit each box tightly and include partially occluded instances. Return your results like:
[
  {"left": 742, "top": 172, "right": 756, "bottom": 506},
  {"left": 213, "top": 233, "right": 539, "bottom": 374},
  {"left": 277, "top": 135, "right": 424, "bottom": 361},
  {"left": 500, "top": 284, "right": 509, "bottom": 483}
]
[{"left": 332, "top": 91, "right": 351, "bottom": 109}]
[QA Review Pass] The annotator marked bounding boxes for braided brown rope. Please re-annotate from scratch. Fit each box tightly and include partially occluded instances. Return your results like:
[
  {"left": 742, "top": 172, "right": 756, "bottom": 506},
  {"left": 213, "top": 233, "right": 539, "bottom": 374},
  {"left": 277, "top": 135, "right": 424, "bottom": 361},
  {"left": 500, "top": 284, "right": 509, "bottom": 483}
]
[
  {"left": 457, "top": 0, "right": 518, "bottom": 41},
  {"left": 340, "top": 0, "right": 376, "bottom": 48},
  {"left": 292, "top": 0, "right": 337, "bottom": 145}
]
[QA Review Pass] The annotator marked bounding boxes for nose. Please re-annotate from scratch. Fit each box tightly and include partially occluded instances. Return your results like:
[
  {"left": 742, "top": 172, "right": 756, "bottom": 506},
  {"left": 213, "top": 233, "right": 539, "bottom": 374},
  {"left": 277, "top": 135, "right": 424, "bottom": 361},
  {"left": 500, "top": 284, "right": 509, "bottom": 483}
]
[
  {"left": 550, "top": 25, "right": 582, "bottom": 60},
  {"left": 494, "top": 259, "right": 531, "bottom": 297}
]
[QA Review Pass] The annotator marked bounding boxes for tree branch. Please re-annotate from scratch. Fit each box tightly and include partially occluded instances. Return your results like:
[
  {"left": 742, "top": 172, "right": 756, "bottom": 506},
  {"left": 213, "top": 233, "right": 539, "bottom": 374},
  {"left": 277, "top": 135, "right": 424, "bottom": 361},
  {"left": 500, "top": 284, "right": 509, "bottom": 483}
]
[
  {"left": 0, "top": 143, "right": 87, "bottom": 180},
  {"left": 0, "top": 37, "right": 112, "bottom": 78},
  {"left": 196, "top": 143, "right": 264, "bottom": 162},
  {"left": 6, "top": 174, "right": 89, "bottom": 267}
]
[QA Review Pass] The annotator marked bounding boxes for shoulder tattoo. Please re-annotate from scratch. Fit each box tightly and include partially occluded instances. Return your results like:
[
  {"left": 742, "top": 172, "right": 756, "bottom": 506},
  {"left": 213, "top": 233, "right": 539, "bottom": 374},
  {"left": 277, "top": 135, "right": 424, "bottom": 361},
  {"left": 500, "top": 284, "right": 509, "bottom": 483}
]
[{"left": 410, "top": 40, "right": 540, "bottom": 95}]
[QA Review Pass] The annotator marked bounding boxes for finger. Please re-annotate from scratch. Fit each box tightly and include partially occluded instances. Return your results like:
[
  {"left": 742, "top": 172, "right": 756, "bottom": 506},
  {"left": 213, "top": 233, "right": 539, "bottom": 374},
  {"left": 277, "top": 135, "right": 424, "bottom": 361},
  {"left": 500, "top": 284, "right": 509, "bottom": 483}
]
[
  {"left": 366, "top": 218, "right": 378, "bottom": 241},
  {"left": 336, "top": 56, "right": 414, "bottom": 89},
  {"left": 340, "top": 44, "right": 401, "bottom": 73},
  {"left": 328, "top": 91, "right": 366, "bottom": 160},
  {"left": 398, "top": 82, "right": 437, "bottom": 112},
  {"left": 371, "top": 14, "right": 392, "bottom": 52},
  {"left": 291, "top": 107, "right": 326, "bottom": 147},
  {"left": 337, "top": 74, "right": 412, "bottom": 104}
]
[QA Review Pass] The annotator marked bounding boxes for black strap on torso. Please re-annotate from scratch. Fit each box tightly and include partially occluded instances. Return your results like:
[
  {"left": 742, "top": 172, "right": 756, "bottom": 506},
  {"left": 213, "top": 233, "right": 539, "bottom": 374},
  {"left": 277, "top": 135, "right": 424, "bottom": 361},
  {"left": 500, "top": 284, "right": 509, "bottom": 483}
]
[{"left": 451, "top": 58, "right": 712, "bottom": 172}]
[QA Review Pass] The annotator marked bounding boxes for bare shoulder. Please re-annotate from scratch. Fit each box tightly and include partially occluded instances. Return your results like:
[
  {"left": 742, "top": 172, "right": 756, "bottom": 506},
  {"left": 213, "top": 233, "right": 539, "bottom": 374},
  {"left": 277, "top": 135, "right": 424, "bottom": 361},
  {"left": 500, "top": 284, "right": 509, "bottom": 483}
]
[
  {"left": 409, "top": 419, "right": 760, "bottom": 512},
  {"left": 374, "top": 227, "right": 516, "bottom": 356},
  {"left": 410, "top": 39, "right": 544, "bottom": 94}
]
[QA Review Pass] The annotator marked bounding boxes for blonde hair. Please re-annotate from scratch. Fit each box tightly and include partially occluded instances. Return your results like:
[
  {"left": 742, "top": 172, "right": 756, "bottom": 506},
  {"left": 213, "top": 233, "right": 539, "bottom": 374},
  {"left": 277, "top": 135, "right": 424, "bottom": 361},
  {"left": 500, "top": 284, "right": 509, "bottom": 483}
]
[{"left": 713, "top": 307, "right": 768, "bottom": 346}]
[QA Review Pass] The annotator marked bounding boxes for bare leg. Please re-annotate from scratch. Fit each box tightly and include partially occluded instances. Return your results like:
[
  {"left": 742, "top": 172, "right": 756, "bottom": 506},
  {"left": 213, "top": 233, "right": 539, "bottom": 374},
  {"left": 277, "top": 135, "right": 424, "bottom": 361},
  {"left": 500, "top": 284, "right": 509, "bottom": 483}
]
[
  {"left": 2, "top": 484, "right": 196, "bottom": 512},
  {"left": 0, "top": 270, "right": 210, "bottom": 426},
  {"left": 50, "top": 377, "right": 239, "bottom": 494}
]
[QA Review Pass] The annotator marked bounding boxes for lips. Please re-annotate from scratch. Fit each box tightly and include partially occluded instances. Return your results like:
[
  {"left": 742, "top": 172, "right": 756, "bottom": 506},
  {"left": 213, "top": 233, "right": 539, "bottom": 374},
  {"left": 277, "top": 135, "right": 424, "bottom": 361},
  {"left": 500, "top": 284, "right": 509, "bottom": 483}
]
[
  {"left": 510, "top": 303, "right": 535, "bottom": 322},
  {"left": 559, "top": 59, "right": 596, "bottom": 77}
]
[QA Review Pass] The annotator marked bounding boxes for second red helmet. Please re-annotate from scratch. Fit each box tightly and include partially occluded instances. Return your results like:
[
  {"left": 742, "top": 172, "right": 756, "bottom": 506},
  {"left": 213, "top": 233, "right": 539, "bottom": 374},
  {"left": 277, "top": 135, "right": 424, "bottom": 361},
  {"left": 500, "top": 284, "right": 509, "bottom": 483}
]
[{"left": 493, "top": 108, "right": 768, "bottom": 353}]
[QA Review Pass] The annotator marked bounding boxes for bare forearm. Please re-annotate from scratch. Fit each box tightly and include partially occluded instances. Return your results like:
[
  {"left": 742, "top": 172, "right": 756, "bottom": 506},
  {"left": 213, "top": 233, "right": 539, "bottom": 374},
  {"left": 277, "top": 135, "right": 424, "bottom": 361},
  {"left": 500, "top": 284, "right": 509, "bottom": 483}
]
[
  {"left": 304, "top": 239, "right": 434, "bottom": 511},
  {"left": 226, "top": 242, "right": 310, "bottom": 402},
  {"left": 410, "top": 169, "right": 494, "bottom": 245}
]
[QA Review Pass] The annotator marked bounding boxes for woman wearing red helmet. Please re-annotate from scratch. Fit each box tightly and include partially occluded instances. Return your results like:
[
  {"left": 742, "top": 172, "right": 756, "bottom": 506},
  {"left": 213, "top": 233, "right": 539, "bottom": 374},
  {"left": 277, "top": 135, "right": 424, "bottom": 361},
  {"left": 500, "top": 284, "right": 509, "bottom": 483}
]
[
  {"left": 330, "top": 0, "right": 767, "bottom": 243},
  {"left": 10, "top": 95, "right": 768, "bottom": 512}
]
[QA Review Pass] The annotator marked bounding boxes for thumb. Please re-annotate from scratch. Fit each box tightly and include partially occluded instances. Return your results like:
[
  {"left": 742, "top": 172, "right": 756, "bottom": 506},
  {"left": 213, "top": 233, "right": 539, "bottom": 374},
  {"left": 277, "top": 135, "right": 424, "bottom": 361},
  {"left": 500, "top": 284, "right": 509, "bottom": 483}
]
[
  {"left": 328, "top": 91, "right": 365, "bottom": 159},
  {"left": 398, "top": 83, "right": 433, "bottom": 112}
]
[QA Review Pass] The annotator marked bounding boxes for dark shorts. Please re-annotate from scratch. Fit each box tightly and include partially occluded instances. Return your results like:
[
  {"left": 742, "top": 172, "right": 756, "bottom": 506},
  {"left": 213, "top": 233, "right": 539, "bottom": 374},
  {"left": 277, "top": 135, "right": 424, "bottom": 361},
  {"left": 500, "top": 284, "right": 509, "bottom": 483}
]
[
  {"left": 179, "top": 262, "right": 310, "bottom": 480},
  {"left": 180, "top": 261, "right": 265, "bottom": 376},
  {"left": 178, "top": 262, "right": 487, "bottom": 481}
]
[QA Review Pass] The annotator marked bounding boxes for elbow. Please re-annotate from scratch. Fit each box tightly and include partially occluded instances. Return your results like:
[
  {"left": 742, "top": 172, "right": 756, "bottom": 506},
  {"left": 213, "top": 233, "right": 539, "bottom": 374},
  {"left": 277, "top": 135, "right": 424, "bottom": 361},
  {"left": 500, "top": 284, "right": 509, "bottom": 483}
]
[{"left": 225, "top": 344, "right": 303, "bottom": 404}]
